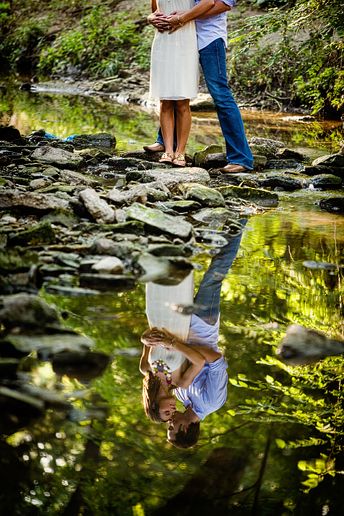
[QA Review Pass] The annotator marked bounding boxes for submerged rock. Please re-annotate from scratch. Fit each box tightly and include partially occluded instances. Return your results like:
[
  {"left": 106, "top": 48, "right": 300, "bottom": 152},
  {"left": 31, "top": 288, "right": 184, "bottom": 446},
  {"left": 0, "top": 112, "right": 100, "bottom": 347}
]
[
  {"left": 319, "top": 197, "right": 344, "bottom": 214},
  {"left": 277, "top": 324, "right": 344, "bottom": 365},
  {"left": 0, "top": 293, "right": 60, "bottom": 328},
  {"left": 126, "top": 202, "right": 192, "bottom": 239},
  {"left": 308, "top": 174, "right": 342, "bottom": 189}
]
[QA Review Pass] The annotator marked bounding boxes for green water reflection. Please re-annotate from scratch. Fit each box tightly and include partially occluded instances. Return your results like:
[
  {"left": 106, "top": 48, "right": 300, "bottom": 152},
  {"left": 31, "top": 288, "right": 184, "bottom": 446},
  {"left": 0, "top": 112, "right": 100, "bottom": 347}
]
[
  {"left": 2, "top": 203, "right": 343, "bottom": 515},
  {"left": 0, "top": 88, "right": 342, "bottom": 155}
]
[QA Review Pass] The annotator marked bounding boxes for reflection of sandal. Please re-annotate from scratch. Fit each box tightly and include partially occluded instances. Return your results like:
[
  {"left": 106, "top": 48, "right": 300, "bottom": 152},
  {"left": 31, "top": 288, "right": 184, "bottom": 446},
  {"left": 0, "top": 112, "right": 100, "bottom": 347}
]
[
  {"left": 172, "top": 153, "right": 186, "bottom": 167},
  {"left": 159, "top": 152, "right": 174, "bottom": 164}
]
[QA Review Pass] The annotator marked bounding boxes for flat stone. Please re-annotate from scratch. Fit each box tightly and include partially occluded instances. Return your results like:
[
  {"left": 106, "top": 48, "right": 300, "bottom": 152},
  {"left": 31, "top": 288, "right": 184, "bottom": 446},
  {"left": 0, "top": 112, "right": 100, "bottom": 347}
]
[
  {"left": 180, "top": 183, "right": 225, "bottom": 207},
  {"left": 79, "top": 188, "right": 116, "bottom": 223},
  {"left": 126, "top": 202, "right": 192, "bottom": 238},
  {"left": 130, "top": 167, "right": 210, "bottom": 187},
  {"left": 218, "top": 185, "right": 279, "bottom": 207},
  {"left": 0, "top": 293, "right": 60, "bottom": 327},
  {"left": 79, "top": 273, "right": 136, "bottom": 292},
  {"left": 309, "top": 174, "right": 342, "bottom": 189},
  {"left": 312, "top": 153, "right": 344, "bottom": 168},
  {"left": 192, "top": 207, "right": 238, "bottom": 227},
  {"left": 31, "top": 145, "right": 84, "bottom": 169},
  {"left": 8, "top": 221, "right": 56, "bottom": 246},
  {"left": 108, "top": 184, "right": 168, "bottom": 205},
  {"left": 0, "top": 190, "right": 70, "bottom": 212},
  {"left": 91, "top": 256, "right": 124, "bottom": 274}
]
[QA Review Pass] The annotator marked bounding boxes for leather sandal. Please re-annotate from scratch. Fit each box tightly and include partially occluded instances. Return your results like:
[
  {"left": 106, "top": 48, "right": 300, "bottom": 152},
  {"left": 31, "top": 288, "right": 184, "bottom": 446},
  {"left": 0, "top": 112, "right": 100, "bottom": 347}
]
[
  {"left": 172, "top": 153, "right": 186, "bottom": 167},
  {"left": 159, "top": 152, "right": 174, "bottom": 164}
]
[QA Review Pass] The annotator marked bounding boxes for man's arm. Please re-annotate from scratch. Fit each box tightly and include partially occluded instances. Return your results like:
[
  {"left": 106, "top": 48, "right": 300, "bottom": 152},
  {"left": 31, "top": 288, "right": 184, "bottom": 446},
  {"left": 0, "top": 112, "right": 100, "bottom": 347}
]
[
  {"left": 196, "top": 0, "right": 232, "bottom": 20},
  {"left": 169, "top": 0, "right": 216, "bottom": 29}
]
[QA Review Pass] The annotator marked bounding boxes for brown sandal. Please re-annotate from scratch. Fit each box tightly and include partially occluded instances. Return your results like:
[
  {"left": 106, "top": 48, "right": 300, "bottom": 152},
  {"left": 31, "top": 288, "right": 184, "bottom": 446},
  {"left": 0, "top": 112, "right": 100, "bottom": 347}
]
[
  {"left": 159, "top": 152, "right": 174, "bottom": 164},
  {"left": 172, "top": 153, "right": 186, "bottom": 167}
]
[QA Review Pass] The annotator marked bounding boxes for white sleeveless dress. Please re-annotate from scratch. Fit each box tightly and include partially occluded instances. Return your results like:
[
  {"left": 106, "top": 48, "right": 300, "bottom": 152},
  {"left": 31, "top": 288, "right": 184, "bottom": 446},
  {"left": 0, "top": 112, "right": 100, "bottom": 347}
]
[
  {"left": 146, "top": 272, "right": 194, "bottom": 371},
  {"left": 149, "top": 0, "right": 199, "bottom": 100}
]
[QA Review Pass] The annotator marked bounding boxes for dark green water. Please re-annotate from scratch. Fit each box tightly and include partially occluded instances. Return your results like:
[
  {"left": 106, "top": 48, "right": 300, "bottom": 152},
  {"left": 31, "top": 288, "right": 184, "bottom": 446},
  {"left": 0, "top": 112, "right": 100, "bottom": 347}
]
[{"left": 0, "top": 88, "right": 343, "bottom": 515}]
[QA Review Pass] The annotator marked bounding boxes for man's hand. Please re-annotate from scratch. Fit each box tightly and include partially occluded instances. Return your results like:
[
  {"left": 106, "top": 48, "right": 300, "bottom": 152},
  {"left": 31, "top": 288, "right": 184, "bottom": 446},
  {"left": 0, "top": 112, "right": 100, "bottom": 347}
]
[
  {"left": 140, "top": 327, "right": 178, "bottom": 348},
  {"left": 147, "top": 11, "right": 171, "bottom": 32},
  {"left": 167, "top": 10, "right": 186, "bottom": 33}
]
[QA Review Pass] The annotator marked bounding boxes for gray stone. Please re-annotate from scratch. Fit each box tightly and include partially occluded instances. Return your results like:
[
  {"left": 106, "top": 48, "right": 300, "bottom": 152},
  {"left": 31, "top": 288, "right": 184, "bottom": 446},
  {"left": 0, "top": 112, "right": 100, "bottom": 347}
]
[
  {"left": 70, "top": 133, "right": 116, "bottom": 149},
  {"left": 0, "top": 190, "right": 70, "bottom": 212},
  {"left": 91, "top": 237, "right": 137, "bottom": 258},
  {"left": 79, "top": 188, "right": 116, "bottom": 223},
  {"left": 8, "top": 221, "right": 56, "bottom": 246},
  {"left": 29, "top": 178, "right": 52, "bottom": 189},
  {"left": 276, "top": 148, "right": 307, "bottom": 161},
  {"left": 249, "top": 137, "right": 285, "bottom": 157},
  {"left": 0, "top": 293, "right": 60, "bottom": 327},
  {"left": 219, "top": 185, "right": 279, "bottom": 207},
  {"left": 312, "top": 153, "right": 344, "bottom": 168},
  {"left": 108, "top": 184, "right": 169, "bottom": 205},
  {"left": 91, "top": 256, "right": 124, "bottom": 274},
  {"left": 180, "top": 183, "right": 225, "bottom": 207},
  {"left": 126, "top": 202, "right": 192, "bottom": 238},
  {"left": 4, "top": 332, "right": 93, "bottom": 356},
  {"left": 309, "top": 174, "right": 342, "bottom": 189},
  {"left": 193, "top": 145, "right": 224, "bottom": 167},
  {"left": 31, "top": 146, "right": 84, "bottom": 169},
  {"left": 258, "top": 174, "right": 304, "bottom": 191},
  {"left": 319, "top": 197, "right": 344, "bottom": 214},
  {"left": 79, "top": 273, "right": 136, "bottom": 291},
  {"left": 192, "top": 207, "right": 237, "bottom": 227},
  {"left": 130, "top": 167, "right": 210, "bottom": 187},
  {"left": 60, "top": 169, "right": 96, "bottom": 186},
  {"left": 253, "top": 155, "right": 268, "bottom": 169},
  {"left": 266, "top": 159, "right": 301, "bottom": 169}
]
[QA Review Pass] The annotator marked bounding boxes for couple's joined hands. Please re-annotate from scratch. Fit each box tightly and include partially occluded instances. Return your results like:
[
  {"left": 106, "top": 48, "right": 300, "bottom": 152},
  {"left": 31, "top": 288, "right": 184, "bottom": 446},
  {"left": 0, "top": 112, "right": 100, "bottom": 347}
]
[
  {"left": 141, "top": 327, "right": 178, "bottom": 348},
  {"left": 148, "top": 10, "right": 186, "bottom": 33}
]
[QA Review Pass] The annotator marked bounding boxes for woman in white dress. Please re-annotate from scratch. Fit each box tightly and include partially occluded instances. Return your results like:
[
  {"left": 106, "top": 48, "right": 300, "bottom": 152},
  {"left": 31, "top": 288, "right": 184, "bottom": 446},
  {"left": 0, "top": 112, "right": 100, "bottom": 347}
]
[{"left": 149, "top": 0, "right": 215, "bottom": 166}]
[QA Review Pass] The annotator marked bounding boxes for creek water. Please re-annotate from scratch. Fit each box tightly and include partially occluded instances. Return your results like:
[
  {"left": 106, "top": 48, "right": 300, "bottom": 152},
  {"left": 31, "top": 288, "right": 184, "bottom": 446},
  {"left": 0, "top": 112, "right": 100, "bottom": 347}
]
[{"left": 0, "top": 88, "right": 343, "bottom": 514}]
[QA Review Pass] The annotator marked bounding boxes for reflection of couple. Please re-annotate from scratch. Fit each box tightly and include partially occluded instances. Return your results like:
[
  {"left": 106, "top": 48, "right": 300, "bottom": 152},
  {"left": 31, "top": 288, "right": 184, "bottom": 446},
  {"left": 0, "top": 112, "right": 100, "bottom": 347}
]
[
  {"left": 140, "top": 225, "right": 246, "bottom": 448},
  {"left": 145, "top": 0, "right": 253, "bottom": 173}
]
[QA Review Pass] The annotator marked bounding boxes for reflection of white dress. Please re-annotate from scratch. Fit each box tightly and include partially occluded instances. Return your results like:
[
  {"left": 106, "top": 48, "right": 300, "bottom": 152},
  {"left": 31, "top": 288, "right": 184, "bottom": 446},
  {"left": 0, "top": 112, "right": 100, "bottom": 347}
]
[
  {"left": 149, "top": 0, "right": 199, "bottom": 100},
  {"left": 146, "top": 272, "right": 193, "bottom": 371}
]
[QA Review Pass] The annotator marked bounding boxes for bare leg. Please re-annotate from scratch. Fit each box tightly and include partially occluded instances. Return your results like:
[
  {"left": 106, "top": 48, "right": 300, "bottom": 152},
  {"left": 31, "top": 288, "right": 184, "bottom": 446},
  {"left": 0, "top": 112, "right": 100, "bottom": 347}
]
[
  {"left": 160, "top": 100, "right": 175, "bottom": 158},
  {"left": 175, "top": 99, "right": 191, "bottom": 157}
]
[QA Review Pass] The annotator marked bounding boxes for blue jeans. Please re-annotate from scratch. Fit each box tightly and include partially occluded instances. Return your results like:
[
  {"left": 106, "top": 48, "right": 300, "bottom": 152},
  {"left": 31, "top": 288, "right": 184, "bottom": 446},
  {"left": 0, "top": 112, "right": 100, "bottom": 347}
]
[
  {"left": 193, "top": 220, "right": 247, "bottom": 325},
  {"left": 156, "top": 38, "right": 253, "bottom": 170}
]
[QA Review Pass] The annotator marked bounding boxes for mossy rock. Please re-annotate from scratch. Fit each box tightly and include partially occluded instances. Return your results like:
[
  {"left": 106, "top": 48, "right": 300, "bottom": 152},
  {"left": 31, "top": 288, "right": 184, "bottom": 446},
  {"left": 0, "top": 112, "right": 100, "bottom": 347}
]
[{"left": 218, "top": 185, "right": 278, "bottom": 207}]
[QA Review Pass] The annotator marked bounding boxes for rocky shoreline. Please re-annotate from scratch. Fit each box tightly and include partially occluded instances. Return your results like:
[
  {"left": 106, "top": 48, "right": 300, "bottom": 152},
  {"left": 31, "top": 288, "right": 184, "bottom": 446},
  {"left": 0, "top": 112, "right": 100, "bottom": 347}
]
[{"left": 0, "top": 124, "right": 343, "bottom": 430}]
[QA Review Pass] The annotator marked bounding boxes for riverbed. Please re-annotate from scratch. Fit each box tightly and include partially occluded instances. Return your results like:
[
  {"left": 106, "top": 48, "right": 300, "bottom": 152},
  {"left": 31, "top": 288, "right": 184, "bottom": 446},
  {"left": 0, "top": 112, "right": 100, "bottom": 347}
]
[{"left": 0, "top": 86, "right": 343, "bottom": 515}]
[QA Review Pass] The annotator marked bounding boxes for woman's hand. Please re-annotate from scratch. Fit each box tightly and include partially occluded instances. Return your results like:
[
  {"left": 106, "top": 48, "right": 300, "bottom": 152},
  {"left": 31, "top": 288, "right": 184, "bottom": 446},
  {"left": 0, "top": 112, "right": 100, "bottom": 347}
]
[
  {"left": 147, "top": 11, "right": 171, "bottom": 32},
  {"left": 140, "top": 327, "right": 178, "bottom": 348},
  {"left": 167, "top": 10, "right": 186, "bottom": 32}
]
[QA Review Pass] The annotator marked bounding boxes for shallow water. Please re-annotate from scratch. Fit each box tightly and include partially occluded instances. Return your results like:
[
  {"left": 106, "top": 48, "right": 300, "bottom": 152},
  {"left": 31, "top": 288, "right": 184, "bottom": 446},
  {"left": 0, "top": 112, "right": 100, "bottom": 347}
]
[{"left": 0, "top": 88, "right": 344, "bottom": 515}]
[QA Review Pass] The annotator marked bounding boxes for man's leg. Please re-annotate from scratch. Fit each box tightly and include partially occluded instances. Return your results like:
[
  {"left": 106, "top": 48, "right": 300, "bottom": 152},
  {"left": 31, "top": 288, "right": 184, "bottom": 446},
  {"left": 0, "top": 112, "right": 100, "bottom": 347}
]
[
  {"left": 199, "top": 39, "right": 253, "bottom": 171},
  {"left": 194, "top": 221, "right": 247, "bottom": 325}
]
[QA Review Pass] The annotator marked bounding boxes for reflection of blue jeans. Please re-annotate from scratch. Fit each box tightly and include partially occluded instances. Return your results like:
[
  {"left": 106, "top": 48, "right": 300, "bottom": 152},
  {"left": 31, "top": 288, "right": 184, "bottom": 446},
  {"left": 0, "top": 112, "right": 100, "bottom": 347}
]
[
  {"left": 156, "top": 38, "right": 253, "bottom": 170},
  {"left": 193, "top": 221, "right": 247, "bottom": 325}
]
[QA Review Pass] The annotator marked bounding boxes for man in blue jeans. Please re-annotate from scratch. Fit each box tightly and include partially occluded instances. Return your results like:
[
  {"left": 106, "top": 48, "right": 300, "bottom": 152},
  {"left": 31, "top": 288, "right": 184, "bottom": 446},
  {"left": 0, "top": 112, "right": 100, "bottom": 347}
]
[{"left": 145, "top": 0, "right": 254, "bottom": 173}]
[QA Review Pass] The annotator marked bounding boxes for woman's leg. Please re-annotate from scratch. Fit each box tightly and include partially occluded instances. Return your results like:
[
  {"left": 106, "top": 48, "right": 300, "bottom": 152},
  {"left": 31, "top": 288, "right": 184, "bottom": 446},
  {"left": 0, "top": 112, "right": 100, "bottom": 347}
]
[
  {"left": 175, "top": 99, "right": 191, "bottom": 157},
  {"left": 160, "top": 100, "right": 175, "bottom": 158}
]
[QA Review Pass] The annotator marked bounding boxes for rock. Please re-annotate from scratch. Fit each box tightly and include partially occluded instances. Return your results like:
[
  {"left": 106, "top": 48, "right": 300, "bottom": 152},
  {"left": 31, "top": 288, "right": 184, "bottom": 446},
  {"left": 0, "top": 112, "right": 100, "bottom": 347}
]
[
  {"left": 180, "top": 183, "right": 225, "bottom": 207},
  {"left": 59, "top": 169, "right": 96, "bottom": 186},
  {"left": 258, "top": 174, "right": 304, "bottom": 191},
  {"left": 0, "top": 125, "right": 25, "bottom": 144},
  {"left": 29, "top": 178, "right": 52, "bottom": 189},
  {"left": 191, "top": 207, "right": 238, "bottom": 227},
  {"left": 126, "top": 202, "right": 192, "bottom": 239},
  {"left": 312, "top": 153, "right": 344, "bottom": 168},
  {"left": 128, "top": 167, "right": 210, "bottom": 187},
  {"left": 190, "top": 93, "right": 214, "bottom": 111},
  {"left": 69, "top": 133, "right": 116, "bottom": 149},
  {"left": 309, "top": 174, "right": 342, "bottom": 189},
  {"left": 253, "top": 155, "right": 268, "bottom": 169},
  {"left": 0, "top": 293, "right": 60, "bottom": 328},
  {"left": 108, "top": 184, "right": 169, "bottom": 205},
  {"left": 193, "top": 145, "right": 224, "bottom": 167},
  {"left": 52, "top": 350, "right": 110, "bottom": 381},
  {"left": 79, "top": 188, "right": 116, "bottom": 223},
  {"left": 0, "top": 249, "right": 38, "bottom": 272},
  {"left": 249, "top": 137, "right": 285, "bottom": 157},
  {"left": 218, "top": 185, "right": 279, "bottom": 207},
  {"left": 302, "top": 260, "right": 338, "bottom": 271},
  {"left": 266, "top": 159, "right": 301, "bottom": 169},
  {"left": 319, "top": 197, "right": 344, "bottom": 214},
  {"left": 91, "top": 237, "right": 137, "bottom": 258},
  {"left": 8, "top": 221, "right": 56, "bottom": 246},
  {"left": 276, "top": 148, "right": 307, "bottom": 161},
  {"left": 91, "top": 256, "right": 124, "bottom": 274},
  {"left": 45, "top": 285, "right": 101, "bottom": 296},
  {"left": 31, "top": 146, "right": 84, "bottom": 169},
  {"left": 195, "top": 229, "right": 232, "bottom": 248},
  {"left": 107, "top": 156, "right": 159, "bottom": 170},
  {"left": 41, "top": 209, "right": 80, "bottom": 227},
  {"left": 276, "top": 324, "right": 344, "bottom": 365},
  {"left": 79, "top": 273, "right": 136, "bottom": 292},
  {"left": 0, "top": 190, "right": 70, "bottom": 212},
  {"left": 155, "top": 200, "right": 202, "bottom": 212},
  {"left": 147, "top": 243, "right": 192, "bottom": 257},
  {"left": 4, "top": 332, "right": 93, "bottom": 357},
  {"left": 138, "top": 253, "right": 193, "bottom": 284},
  {"left": 303, "top": 165, "right": 332, "bottom": 176}
]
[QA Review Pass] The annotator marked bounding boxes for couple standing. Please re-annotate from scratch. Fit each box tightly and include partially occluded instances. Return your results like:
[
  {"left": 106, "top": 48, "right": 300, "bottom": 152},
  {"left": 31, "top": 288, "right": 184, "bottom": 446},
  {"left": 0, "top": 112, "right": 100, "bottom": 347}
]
[{"left": 145, "top": 0, "right": 253, "bottom": 172}]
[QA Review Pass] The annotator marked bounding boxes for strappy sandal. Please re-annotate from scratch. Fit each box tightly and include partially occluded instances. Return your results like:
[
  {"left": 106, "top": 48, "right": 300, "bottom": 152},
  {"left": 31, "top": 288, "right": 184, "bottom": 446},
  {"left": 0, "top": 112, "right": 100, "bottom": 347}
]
[
  {"left": 172, "top": 153, "right": 186, "bottom": 167},
  {"left": 159, "top": 152, "right": 174, "bottom": 164}
]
